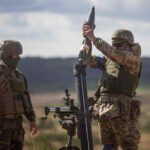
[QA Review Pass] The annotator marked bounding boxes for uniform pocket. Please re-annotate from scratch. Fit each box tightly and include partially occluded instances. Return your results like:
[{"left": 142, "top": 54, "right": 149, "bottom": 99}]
[
  {"left": 117, "top": 95, "right": 131, "bottom": 121},
  {"left": 98, "top": 96, "right": 120, "bottom": 121},
  {"left": 130, "top": 100, "right": 141, "bottom": 121}
]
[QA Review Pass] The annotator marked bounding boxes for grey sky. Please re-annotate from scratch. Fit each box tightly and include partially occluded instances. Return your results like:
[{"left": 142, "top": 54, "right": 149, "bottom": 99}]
[{"left": 0, "top": 0, "right": 149, "bottom": 57}]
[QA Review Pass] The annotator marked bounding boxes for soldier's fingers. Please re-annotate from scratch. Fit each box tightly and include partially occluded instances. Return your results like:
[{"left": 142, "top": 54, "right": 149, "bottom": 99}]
[
  {"left": 83, "top": 26, "right": 91, "bottom": 31},
  {"left": 85, "top": 29, "right": 93, "bottom": 35},
  {"left": 31, "top": 127, "right": 37, "bottom": 135},
  {"left": 82, "top": 28, "right": 89, "bottom": 35},
  {"left": 83, "top": 25, "right": 91, "bottom": 30},
  {"left": 83, "top": 30, "right": 89, "bottom": 36},
  {"left": 83, "top": 32, "right": 86, "bottom": 37},
  {"left": 32, "top": 129, "right": 37, "bottom": 135},
  {"left": 83, "top": 30, "right": 90, "bottom": 36},
  {"left": 83, "top": 28, "right": 92, "bottom": 35},
  {"left": 30, "top": 122, "right": 38, "bottom": 136},
  {"left": 83, "top": 24, "right": 90, "bottom": 27}
]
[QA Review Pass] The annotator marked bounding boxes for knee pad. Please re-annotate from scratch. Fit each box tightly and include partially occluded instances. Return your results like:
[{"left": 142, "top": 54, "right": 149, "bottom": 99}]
[{"left": 103, "top": 144, "right": 112, "bottom": 150}]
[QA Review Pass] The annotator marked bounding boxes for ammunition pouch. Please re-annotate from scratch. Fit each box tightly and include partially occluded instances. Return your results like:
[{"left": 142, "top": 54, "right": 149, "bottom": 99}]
[
  {"left": 130, "top": 100, "right": 141, "bottom": 121},
  {"left": 96, "top": 95, "right": 133, "bottom": 121},
  {"left": 0, "top": 116, "right": 23, "bottom": 129},
  {"left": 13, "top": 93, "right": 25, "bottom": 114},
  {"left": 96, "top": 95, "right": 120, "bottom": 121},
  {"left": 11, "top": 78, "right": 26, "bottom": 93},
  {"left": 100, "top": 59, "right": 140, "bottom": 97},
  {"left": 0, "top": 66, "right": 33, "bottom": 117}
]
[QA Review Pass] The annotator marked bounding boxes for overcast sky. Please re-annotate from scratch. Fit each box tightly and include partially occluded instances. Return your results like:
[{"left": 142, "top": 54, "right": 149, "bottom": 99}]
[{"left": 0, "top": 0, "right": 149, "bottom": 57}]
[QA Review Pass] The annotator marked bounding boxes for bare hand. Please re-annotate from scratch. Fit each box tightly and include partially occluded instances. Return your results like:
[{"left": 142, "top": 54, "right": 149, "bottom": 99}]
[
  {"left": 82, "top": 22, "right": 96, "bottom": 42},
  {"left": 30, "top": 121, "right": 38, "bottom": 136}
]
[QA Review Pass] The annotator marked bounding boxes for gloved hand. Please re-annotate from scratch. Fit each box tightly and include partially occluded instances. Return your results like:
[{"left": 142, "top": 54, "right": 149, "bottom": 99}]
[
  {"left": 88, "top": 96, "right": 98, "bottom": 106},
  {"left": 82, "top": 22, "right": 96, "bottom": 42},
  {"left": 89, "top": 104, "right": 100, "bottom": 120}
]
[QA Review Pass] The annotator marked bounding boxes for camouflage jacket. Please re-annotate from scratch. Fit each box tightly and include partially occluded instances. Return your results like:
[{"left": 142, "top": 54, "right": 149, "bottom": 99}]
[
  {"left": 83, "top": 38, "right": 141, "bottom": 75},
  {"left": 0, "top": 63, "right": 36, "bottom": 122}
]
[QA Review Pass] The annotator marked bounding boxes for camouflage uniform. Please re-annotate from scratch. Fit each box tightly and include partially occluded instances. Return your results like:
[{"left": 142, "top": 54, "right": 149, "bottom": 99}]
[
  {"left": 83, "top": 29, "right": 141, "bottom": 150},
  {"left": 0, "top": 40, "right": 36, "bottom": 150}
]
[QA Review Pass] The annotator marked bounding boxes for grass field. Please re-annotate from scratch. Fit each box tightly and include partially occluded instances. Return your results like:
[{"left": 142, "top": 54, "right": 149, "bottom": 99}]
[{"left": 23, "top": 89, "right": 150, "bottom": 150}]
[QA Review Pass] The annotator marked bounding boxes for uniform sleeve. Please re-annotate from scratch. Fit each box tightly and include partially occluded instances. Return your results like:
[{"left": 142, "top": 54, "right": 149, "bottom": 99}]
[
  {"left": 79, "top": 41, "right": 105, "bottom": 70},
  {"left": 24, "top": 92, "right": 36, "bottom": 122},
  {"left": 93, "top": 38, "right": 141, "bottom": 74},
  {"left": 86, "top": 56, "right": 105, "bottom": 70},
  {"left": 0, "top": 65, "right": 8, "bottom": 95},
  {"left": 23, "top": 75, "right": 36, "bottom": 122}
]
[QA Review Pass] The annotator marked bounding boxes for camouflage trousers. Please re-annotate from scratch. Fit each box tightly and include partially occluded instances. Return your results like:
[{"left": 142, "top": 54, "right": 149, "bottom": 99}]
[
  {"left": 0, "top": 116, "right": 24, "bottom": 150},
  {"left": 96, "top": 94, "right": 141, "bottom": 150}
]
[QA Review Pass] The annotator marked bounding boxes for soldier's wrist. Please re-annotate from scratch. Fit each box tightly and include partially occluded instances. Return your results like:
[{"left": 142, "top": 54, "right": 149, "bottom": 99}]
[
  {"left": 91, "top": 36, "right": 96, "bottom": 42},
  {"left": 93, "top": 37, "right": 102, "bottom": 45}
]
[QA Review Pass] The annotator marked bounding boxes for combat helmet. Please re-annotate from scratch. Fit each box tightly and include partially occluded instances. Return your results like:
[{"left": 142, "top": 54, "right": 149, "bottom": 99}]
[
  {"left": 0, "top": 40, "right": 22, "bottom": 59},
  {"left": 112, "top": 29, "right": 134, "bottom": 44}
]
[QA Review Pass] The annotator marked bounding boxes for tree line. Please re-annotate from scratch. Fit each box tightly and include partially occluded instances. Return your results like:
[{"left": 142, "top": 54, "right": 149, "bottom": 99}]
[{"left": 18, "top": 57, "right": 149, "bottom": 93}]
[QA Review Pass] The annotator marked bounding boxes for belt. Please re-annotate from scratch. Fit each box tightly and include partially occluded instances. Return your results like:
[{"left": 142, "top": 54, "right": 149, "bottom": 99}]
[{"left": 0, "top": 113, "right": 21, "bottom": 119}]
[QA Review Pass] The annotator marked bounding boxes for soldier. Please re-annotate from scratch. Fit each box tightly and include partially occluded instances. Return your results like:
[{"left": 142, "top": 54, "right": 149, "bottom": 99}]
[
  {"left": 82, "top": 23, "right": 141, "bottom": 150},
  {"left": 0, "top": 40, "right": 37, "bottom": 150}
]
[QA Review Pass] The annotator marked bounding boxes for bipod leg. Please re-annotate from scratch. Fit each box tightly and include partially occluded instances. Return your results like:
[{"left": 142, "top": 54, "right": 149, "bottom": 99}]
[
  {"left": 67, "top": 135, "right": 73, "bottom": 148},
  {"left": 58, "top": 146, "right": 80, "bottom": 150},
  {"left": 58, "top": 136, "right": 80, "bottom": 150}
]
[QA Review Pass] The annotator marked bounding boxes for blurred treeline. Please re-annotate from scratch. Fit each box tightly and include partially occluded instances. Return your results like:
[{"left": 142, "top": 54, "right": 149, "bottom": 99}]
[{"left": 18, "top": 57, "right": 150, "bottom": 93}]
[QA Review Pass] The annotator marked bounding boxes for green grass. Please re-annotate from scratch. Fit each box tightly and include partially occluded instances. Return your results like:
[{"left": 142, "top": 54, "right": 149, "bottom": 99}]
[{"left": 23, "top": 89, "right": 150, "bottom": 150}]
